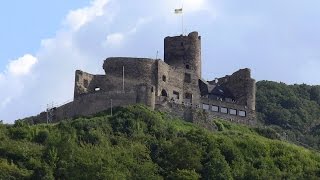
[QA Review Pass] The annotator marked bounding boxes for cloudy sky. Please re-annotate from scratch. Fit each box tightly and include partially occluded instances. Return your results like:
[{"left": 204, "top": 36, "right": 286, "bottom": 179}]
[{"left": 1, "top": 0, "right": 319, "bottom": 123}]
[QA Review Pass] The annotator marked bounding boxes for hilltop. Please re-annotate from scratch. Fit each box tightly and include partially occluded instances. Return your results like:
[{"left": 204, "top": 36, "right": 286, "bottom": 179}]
[{"left": 1, "top": 105, "right": 320, "bottom": 179}]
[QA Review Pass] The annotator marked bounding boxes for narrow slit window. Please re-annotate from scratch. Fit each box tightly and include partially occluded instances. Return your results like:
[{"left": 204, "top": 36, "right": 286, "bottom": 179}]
[{"left": 162, "top": 75, "right": 167, "bottom": 82}]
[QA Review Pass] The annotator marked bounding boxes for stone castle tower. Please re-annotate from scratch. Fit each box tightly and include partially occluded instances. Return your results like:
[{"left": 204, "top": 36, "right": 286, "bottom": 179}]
[
  {"left": 164, "top": 31, "right": 201, "bottom": 78},
  {"left": 25, "top": 31, "right": 257, "bottom": 126}
]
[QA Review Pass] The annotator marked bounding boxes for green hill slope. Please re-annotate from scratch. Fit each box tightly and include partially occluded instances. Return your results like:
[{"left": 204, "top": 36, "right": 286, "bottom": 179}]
[
  {"left": 1, "top": 105, "right": 320, "bottom": 179},
  {"left": 256, "top": 81, "right": 320, "bottom": 149}
]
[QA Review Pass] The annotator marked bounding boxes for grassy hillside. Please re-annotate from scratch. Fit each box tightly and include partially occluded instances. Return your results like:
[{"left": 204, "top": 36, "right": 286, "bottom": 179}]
[
  {"left": 256, "top": 81, "right": 320, "bottom": 149},
  {"left": 1, "top": 105, "right": 320, "bottom": 179}
]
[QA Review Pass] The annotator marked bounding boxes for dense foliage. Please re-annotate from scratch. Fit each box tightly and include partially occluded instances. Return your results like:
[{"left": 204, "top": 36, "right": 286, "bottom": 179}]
[
  {"left": 256, "top": 81, "right": 320, "bottom": 149},
  {"left": 1, "top": 105, "right": 320, "bottom": 179}
]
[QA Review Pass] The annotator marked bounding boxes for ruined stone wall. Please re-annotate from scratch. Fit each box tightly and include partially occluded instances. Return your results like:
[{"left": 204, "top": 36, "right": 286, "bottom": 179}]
[
  {"left": 74, "top": 70, "right": 108, "bottom": 98},
  {"left": 209, "top": 68, "right": 256, "bottom": 110},
  {"left": 26, "top": 90, "right": 145, "bottom": 124},
  {"left": 74, "top": 70, "right": 95, "bottom": 98}
]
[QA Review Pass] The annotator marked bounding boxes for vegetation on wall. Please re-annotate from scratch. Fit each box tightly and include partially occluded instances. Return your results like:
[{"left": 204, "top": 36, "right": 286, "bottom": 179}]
[{"left": 1, "top": 105, "right": 320, "bottom": 179}]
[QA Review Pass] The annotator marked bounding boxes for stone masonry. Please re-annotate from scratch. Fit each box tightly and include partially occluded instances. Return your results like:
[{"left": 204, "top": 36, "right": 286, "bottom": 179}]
[{"left": 25, "top": 31, "right": 256, "bottom": 125}]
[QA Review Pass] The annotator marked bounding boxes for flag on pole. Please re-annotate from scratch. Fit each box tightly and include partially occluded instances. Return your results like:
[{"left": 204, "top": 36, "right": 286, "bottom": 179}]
[{"left": 174, "top": 8, "right": 183, "bottom": 14}]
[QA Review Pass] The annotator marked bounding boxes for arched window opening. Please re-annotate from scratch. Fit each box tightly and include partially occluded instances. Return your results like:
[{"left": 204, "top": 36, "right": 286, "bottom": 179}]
[
  {"left": 161, "top": 89, "right": 168, "bottom": 97},
  {"left": 151, "top": 87, "right": 154, "bottom": 93},
  {"left": 186, "top": 64, "right": 190, "bottom": 69}
]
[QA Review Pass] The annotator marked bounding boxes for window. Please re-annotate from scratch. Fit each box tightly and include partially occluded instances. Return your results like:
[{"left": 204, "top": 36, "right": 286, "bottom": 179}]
[
  {"left": 184, "top": 73, "right": 191, "bottom": 83},
  {"left": 184, "top": 93, "right": 192, "bottom": 103},
  {"left": 239, "top": 111, "right": 246, "bottom": 117},
  {"left": 202, "top": 104, "right": 209, "bottom": 110},
  {"left": 186, "top": 64, "right": 190, "bottom": 69},
  {"left": 151, "top": 87, "right": 154, "bottom": 92},
  {"left": 162, "top": 75, "right": 167, "bottom": 82},
  {"left": 211, "top": 105, "right": 219, "bottom": 112},
  {"left": 173, "top": 91, "right": 180, "bottom": 99},
  {"left": 185, "top": 93, "right": 192, "bottom": 99},
  {"left": 95, "top": 87, "right": 101, "bottom": 92},
  {"left": 230, "top": 109, "right": 237, "bottom": 115},
  {"left": 220, "top": 107, "right": 228, "bottom": 114},
  {"left": 181, "top": 42, "right": 184, "bottom": 46},
  {"left": 161, "top": 89, "right": 168, "bottom": 97},
  {"left": 83, "top": 79, "right": 89, "bottom": 88}
]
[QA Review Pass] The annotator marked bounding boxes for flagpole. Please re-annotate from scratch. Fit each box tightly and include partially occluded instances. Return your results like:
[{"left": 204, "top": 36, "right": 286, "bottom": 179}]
[{"left": 182, "top": 1, "right": 184, "bottom": 35}]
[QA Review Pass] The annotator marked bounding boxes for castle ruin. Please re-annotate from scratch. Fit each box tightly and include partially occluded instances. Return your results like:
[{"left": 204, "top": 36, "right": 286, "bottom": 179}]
[{"left": 27, "top": 31, "right": 256, "bottom": 125}]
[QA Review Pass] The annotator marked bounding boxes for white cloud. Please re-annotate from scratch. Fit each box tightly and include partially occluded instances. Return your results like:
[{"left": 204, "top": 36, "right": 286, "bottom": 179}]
[
  {"left": 103, "top": 17, "right": 152, "bottom": 47},
  {"left": 7, "top": 54, "right": 38, "bottom": 76},
  {"left": 0, "top": 0, "right": 214, "bottom": 123},
  {"left": 65, "top": 0, "right": 110, "bottom": 31},
  {"left": 128, "top": 17, "right": 152, "bottom": 34},
  {"left": 105, "top": 33, "right": 124, "bottom": 46}
]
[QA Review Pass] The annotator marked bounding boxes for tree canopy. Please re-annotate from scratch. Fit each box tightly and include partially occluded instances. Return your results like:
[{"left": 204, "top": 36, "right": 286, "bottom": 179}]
[{"left": 1, "top": 105, "right": 320, "bottom": 179}]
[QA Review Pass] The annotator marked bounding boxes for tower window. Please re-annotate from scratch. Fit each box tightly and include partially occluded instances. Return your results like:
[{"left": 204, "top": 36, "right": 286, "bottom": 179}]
[
  {"left": 185, "top": 93, "right": 192, "bottom": 99},
  {"left": 95, "top": 87, "right": 101, "bottom": 92},
  {"left": 162, "top": 75, "right": 167, "bottom": 82},
  {"left": 161, "top": 89, "right": 168, "bottom": 97},
  {"left": 186, "top": 64, "right": 190, "bottom": 69},
  {"left": 181, "top": 42, "right": 184, "bottom": 46},
  {"left": 184, "top": 73, "right": 191, "bottom": 83},
  {"left": 173, "top": 91, "right": 180, "bottom": 99},
  {"left": 83, "top": 79, "right": 89, "bottom": 88}
]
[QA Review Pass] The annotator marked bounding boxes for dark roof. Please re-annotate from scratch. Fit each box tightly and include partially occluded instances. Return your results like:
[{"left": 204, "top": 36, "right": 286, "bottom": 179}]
[
  {"left": 198, "top": 79, "right": 209, "bottom": 96},
  {"left": 210, "top": 86, "right": 235, "bottom": 99}
]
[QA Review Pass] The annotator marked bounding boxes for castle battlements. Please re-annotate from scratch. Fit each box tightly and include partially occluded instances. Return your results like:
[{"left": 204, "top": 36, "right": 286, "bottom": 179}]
[{"left": 26, "top": 31, "right": 256, "bottom": 126}]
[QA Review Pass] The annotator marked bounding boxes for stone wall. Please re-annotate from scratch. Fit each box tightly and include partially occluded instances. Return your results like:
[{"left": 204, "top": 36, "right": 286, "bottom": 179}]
[
  {"left": 25, "top": 89, "right": 150, "bottom": 124},
  {"left": 209, "top": 68, "right": 256, "bottom": 110},
  {"left": 23, "top": 31, "right": 257, "bottom": 127},
  {"left": 155, "top": 98, "right": 256, "bottom": 128},
  {"left": 164, "top": 31, "right": 201, "bottom": 78},
  {"left": 103, "top": 57, "right": 157, "bottom": 85},
  {"left": 74, "top": 70, "right": 95, "bottom": 98}
]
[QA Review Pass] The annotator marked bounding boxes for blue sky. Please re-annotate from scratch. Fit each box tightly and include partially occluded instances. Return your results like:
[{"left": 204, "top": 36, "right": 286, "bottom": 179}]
[{"left": 1, "top": 0, "right": 320, "bottom": 123}]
